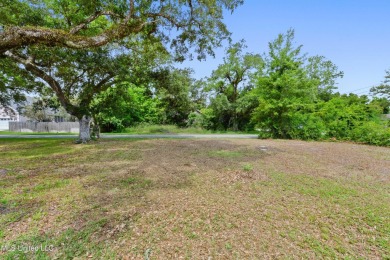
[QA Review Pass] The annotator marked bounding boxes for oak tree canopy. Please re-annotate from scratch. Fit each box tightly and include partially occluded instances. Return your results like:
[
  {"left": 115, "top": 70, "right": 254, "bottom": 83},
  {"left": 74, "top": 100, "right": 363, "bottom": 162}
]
[{"left": 0, "top": 0, "right": 243, "bottom": 60}]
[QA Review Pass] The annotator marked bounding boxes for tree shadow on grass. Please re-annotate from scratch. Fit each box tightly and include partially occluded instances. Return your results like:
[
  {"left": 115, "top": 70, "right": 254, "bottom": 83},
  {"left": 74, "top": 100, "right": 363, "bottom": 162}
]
[{"left": 0, "top": 138, "right": 274, "bottom": 259}]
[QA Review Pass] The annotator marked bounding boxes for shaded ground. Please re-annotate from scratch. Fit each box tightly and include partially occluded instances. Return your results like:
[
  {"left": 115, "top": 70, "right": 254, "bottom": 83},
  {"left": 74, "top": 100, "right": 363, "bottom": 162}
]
[{"left": 0, "top": 138, "right": 389, "bottom": 259}]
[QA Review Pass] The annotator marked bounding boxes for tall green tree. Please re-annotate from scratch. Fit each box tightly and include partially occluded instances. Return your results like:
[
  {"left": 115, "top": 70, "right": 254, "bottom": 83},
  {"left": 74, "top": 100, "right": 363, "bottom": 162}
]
[
  {"left": 252, "top": 30, "right": 343, "bottom": 139},
  {"left": 149, "top": 67, "right": 198, "bottom": 126},
  {"left": 207, "top": 40, "right": 262, "bottom": 130},
  {"left": 306, "top": 55, "right": 344, "bottom": 101},
  {"left": 2, "top": 38, "right": 164, "bottom": 142}
]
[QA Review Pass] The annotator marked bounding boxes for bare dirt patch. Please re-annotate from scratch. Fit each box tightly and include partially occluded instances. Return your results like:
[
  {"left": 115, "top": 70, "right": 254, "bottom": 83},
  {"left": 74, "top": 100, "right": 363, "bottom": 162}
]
[{"left": 134, "top": 139, "right": 268, "bottom": 189}]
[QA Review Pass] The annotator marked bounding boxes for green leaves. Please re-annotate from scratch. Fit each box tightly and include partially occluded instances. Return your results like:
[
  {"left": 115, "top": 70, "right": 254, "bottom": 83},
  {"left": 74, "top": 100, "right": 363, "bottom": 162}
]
[
  {"left": 252, "top": 29, "right": 343, "bottom": 139},
  {"left": 1, "top": 0, "right": 242, "bottom": 57},
  {"left": 204, "top": 40, "right": 262, "bottom": 130},
  {"left": 91, "top": 84, "right": 163, "bottom": 132}
]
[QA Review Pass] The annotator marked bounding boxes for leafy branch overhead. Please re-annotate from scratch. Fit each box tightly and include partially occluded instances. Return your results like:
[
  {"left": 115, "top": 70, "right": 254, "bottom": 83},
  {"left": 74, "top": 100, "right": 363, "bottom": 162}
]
[{"left": 0, "top": 0, "right": 243, "bottom": 60}]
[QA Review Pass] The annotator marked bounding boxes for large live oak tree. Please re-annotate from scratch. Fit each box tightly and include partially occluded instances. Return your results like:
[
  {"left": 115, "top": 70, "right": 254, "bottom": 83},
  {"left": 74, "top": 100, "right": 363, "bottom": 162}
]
[
  {"left": 0, "top": 0, "right": 242, "bottom": 59},
  {"left": 0, "top": 0, "right": 243, "bottom": 142},
  {"left": 2, "top": 38, "right": 167, "bottom": 142}
]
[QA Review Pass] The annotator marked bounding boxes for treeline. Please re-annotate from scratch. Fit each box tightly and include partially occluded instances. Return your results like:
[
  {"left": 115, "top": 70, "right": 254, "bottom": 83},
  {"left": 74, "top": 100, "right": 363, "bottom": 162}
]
[
  {"left": 2, "top": 2, "right": 388, "bottom": 144},
  {"left": 90, "top": 30, "right": 389, "bottom": 146},
  {"left": 17, "top": 30, "right": 389, "bottom": 146}
]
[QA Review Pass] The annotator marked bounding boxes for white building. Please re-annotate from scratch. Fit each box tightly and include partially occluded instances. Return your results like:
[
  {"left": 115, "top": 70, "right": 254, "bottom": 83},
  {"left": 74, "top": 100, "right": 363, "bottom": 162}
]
[{"left": 0, "top": 106, "right": 19, "bottom": 131}]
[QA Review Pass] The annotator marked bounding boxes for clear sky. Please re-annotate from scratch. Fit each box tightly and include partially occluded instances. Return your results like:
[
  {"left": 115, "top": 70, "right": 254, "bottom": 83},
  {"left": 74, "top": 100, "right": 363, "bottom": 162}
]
[{"left": 179, "top": 0, "right": 390, "bottom": 95}]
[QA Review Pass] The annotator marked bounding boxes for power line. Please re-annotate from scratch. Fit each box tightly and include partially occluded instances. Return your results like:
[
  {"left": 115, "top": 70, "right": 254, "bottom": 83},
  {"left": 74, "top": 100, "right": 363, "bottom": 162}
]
[
  {"left": 354, "top": 92, "right": 370, "bottom": 96},
  {"left": 349, "top": 86, "right": 372, "bottom": 93}
]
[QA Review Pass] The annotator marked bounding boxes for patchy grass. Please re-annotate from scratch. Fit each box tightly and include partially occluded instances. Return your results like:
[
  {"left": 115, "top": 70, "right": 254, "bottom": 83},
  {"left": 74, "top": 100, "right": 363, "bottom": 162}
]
[
  {"left": 208, "top": 150, "right": 243, "bottom": 158},
  {"left": 242, "top": 163, "right": 253, "bottom": 171},
  {"left": 120, "top": 124, "right": 257, "bottom": 134},
  {"left": 0, "top": 138, "right": 389, "bottom": 259},
  {"left": 1, "top": 124, "right": 257, "bottom": 136}
]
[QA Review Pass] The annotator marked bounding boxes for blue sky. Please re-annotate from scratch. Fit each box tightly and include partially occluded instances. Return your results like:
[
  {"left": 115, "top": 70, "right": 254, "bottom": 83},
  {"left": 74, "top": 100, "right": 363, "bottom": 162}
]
[{"left": 180, "top": 0, "right": 390, "bottom": 94}]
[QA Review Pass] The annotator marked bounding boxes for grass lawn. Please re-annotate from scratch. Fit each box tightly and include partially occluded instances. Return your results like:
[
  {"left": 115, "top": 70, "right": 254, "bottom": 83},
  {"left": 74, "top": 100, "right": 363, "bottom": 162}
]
[
  {"left": 120, "top": 124, "right": 258, "bottom": 135},
  {"left": 0, "top": 131, "right": 77, "bottom": 135},
  {"left": 0, "top": 138, "right": 389, "bottom": 259},
  {"left": 0, "top": 124, "right": 257, "bottom": 136}
]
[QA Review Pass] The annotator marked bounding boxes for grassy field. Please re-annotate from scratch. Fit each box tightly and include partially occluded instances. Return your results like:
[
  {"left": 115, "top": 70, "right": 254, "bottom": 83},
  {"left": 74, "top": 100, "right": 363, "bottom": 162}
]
[
  {"left": 0, "top": 124, "right": 257, "bottom": 135},
  {"left": 121, "top": 124, "right": 258, "bottom": 135},
  {"left": 0, "top": 131, "right": 76, "bottom": 135},
  {"left": 0, "top": 138, "right": 389, "bottom": 259}
]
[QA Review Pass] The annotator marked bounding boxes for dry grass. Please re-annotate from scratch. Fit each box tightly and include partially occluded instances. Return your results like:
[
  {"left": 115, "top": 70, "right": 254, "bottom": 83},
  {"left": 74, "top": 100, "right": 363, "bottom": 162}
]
[{"left": 0, "top": 138, "right": 389, "bottom": 259}]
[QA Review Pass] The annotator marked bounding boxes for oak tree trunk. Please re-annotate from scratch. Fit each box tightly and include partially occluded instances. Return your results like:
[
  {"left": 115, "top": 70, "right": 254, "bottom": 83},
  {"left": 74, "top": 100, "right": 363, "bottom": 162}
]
[{"left": 78, "top": 115, "right": 91, "bottom": 143}]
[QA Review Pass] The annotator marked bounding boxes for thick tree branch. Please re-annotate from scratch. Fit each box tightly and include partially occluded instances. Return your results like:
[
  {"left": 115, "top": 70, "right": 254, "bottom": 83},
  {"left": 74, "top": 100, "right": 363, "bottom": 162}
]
[
  {"left": 82, "top": 74, "right": 115, "bottom": 104},
  {"left": 0, "top": 4, "right": 205, "bottom": 54},
  {"left": 130, "top": 0, "right": 135, "bottom": 16},
  {"left": 66, "top": 70, "right": 87, "bottom": 93},
  {"left": 0, "top": 18, "right": 148, "bottom": 53},
  {"left": 3, "top": 50, "right": 77, "bottom": 114},
  {"left": 95, "top": 74, "right": 115, "bottom": 92}
]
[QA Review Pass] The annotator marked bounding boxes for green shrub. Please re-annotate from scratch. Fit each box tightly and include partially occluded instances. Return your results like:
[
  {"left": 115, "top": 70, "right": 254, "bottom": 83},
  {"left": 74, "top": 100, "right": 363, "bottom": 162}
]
[
  {"left": 350, "top": 122, "right": 390, "bottom": 146},
  {"left": 289, "top": 113, "right": 327, "bottom": 140},
  {"left": 257, "top": 129, "right": 273, "bottom": 139},
  {"left": 187, "top": 108, "right": 215, "bottom": 130}
]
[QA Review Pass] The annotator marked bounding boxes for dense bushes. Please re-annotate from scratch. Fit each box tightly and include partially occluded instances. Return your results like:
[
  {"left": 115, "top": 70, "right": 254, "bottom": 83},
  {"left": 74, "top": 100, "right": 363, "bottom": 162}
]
[
  {"left": 91, "top": 84, "right": 164, "bottom": 132},
  {"left": 90, "top": 30, "right": 389, "bottom": 146},
  {"left": 349, "top": 121, "right": 390, "bottom": 146},
  {"left": 248, "top": 31, "right": 389, "bottom": 146},
  {"left": 288, "top": 112, "right": 328, "bottom": 140},
  {"left": 253, "top": 93, "right": 390, "bottom": 146}
]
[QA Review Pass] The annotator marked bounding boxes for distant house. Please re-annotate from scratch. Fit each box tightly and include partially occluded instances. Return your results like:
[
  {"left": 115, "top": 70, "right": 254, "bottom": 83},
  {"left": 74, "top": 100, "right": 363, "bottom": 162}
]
[
  {"left": 17, "top": 96, "right": 75, "bottom": 123},
  {"left": 0, "top": 105, "right": 19, "bottom": 131}
]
